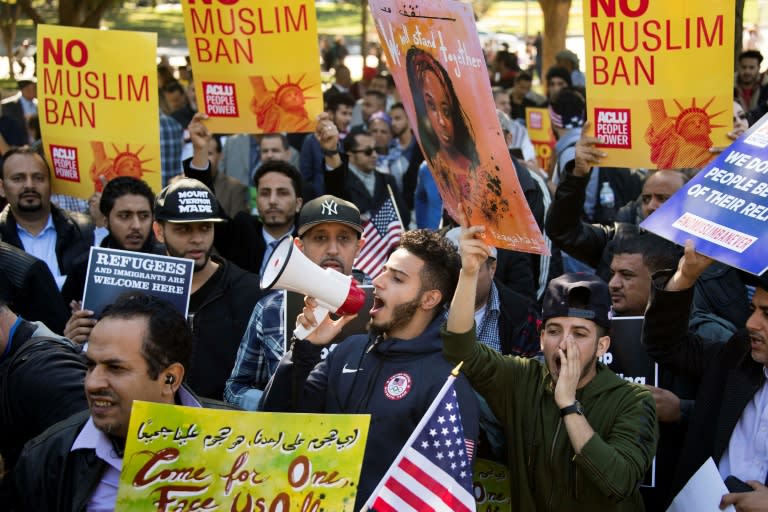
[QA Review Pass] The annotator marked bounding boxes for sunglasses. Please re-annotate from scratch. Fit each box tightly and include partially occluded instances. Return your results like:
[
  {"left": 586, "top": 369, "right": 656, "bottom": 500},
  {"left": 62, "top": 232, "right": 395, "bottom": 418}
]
[{"left": 349, "top": 147, "right": 375, "bottom": 156}]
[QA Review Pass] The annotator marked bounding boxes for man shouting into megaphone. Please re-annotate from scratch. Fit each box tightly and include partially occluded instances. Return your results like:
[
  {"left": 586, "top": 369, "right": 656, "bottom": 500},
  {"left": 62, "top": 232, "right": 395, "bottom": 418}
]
[
  {"left": 224, "top": 194, "right": 369, "bottom": 410},
  {"left": 261, "top": 228, "right": 479, "bottom": 512}
]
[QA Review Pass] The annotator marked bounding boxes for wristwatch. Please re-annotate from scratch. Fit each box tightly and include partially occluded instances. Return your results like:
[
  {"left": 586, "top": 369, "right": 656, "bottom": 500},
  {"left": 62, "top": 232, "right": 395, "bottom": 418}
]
[
  {"left": 560, "top": 400, "right": 584, "bottom": 417},
  {"left": 322, "top": 148, "right": 340, "bottom": 157}
]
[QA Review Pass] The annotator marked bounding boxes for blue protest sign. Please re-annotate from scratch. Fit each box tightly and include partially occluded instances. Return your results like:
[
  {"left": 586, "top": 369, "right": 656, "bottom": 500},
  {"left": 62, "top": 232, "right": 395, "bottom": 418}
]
[
  {"left": 82, "top": 247, "right": 194, "bottom": 318},
  {"left": 641, "top": 115, "right": 768, "bottom": 275}
]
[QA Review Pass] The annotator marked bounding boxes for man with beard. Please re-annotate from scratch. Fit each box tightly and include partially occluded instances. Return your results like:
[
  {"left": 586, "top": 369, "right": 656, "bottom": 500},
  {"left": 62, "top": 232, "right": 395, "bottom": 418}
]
[
  {"left": 442, "top": 220, "right": 657, "bottom": 510},
  {"left": 11, "top": 293, "right": 226, "bottom": 511},
  {"left": 734, "top": 50, "right": 768, "bottom": 124},
  {"left": 321, "top": 127, "right": 410, "bottom": 226},
  {"left": 0, "top": 146, "right": 93, "bottom": 302},
  {"left": 63, "top": 176, "right": 165, "bottom": 342},
  {"left": 388, "top": 103, "right": 423, "bottom": 214},
  {"left": 644, "top": 242, "right": 768, "bottom": 510},
  {"left": 261, "top": 229, "right": 479, "bottom": 511},
  {"left": 152, "top": 177, "right": 262, "bottom": 399},
  {"left": 224, "top": 194, "right": 367, "bottom": 410},
  {"left": 183, "top": 113, "right": 303, "bottom": 276}
]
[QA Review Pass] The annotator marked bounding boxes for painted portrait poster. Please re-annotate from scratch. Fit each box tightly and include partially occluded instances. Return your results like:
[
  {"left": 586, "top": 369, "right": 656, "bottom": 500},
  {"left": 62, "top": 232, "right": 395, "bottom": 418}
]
[
  {"left": 369, "top": 0, "right": 546, "bottom": 254},
  {"left": 182, "top": 0, "right": 323, "bottom": 134},
  {"left": 584, "top": 0, "right": 733, "bottom": 168},
  {"left": 37, "top": 25, "right": 160, "bottom": 199}
]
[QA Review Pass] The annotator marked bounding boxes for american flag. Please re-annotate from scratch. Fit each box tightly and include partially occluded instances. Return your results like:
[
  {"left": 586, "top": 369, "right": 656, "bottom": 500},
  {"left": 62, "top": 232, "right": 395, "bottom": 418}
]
[
  {"left": 354, "top": 197, "right": 403, "bottom": 278},
  {"left": 364, "top": 374, "right": 476, "bottom": 512}
]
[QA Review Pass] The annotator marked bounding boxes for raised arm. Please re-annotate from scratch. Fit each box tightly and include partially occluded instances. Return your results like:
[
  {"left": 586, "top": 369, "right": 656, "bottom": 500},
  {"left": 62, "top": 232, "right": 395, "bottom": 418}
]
[
  {"left": 545, "top": 124, "right": 613, "bottom": 269},
  {"left": 446, "top": 223, "right": 491, "bottom": 333},
  {"left": 643, "top": 240, "right": 719, "bottom": 379}
]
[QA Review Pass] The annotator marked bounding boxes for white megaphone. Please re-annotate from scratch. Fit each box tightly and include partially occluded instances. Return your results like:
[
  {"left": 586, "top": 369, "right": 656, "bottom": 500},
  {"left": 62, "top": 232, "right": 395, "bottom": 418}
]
[{"left": 260, "top": 236, "right": 366, "bottom": 339}]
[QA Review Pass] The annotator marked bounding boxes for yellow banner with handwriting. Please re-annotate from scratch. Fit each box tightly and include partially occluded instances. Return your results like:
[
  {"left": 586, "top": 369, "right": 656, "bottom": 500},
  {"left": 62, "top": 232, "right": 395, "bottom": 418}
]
[
  {"left": 182, "top": 0, "right": 323, "bottom": 134},
  {"left": 116, "top": 401, "right": 369, "bottom": 511},
  {"left": 37, "top": 25, "right": 160, "bottom": 198},
  {"left": 473, "top": 458, "right": 512, "bottom": 511},
  {"left": 584, "top": 0, "right": 733, "bottom": 169}
]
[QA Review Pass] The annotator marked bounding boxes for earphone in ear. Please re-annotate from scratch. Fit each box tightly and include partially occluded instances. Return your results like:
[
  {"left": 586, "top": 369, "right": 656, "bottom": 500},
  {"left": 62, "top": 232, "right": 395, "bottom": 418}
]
[{"left": 165, "top": 375, "right": 174, "bottom": 384}]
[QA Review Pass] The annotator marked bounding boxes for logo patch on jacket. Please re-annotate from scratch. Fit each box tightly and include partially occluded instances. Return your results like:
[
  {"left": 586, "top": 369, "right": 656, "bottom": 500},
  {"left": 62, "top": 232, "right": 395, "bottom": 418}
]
[{"left": 384, "top": 372, "right": 412, "bottom": 400}]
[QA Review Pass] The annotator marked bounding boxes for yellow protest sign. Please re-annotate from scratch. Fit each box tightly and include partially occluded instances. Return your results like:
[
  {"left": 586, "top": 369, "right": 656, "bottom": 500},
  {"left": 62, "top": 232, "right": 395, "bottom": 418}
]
[
  {"left": 36, "top": 25, "right": 160, "bottom": 198},
  {"left": 181, "top": 0, "right": 323, "bottom": 134},
  {"left": 473, "top": 458, "right": 512, "bottom": 512},
  {"left": 526, "top": 107, "right": 556, "bottom": 173},
  {"left": 584, "top": 0, "right": 733, "bottom": 169},
  {"left": 117, "top": 401, "right": 369, "bottom": 511},
  {"left": 369, "top": 0, "right": 547, "bottom": 254}
]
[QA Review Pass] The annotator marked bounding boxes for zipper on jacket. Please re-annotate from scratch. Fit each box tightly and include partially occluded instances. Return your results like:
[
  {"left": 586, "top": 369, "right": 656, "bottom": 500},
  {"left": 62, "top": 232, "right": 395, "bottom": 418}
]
[
  {"left": 547, "top": 418, "right": 563, "bottom": 511},
  {"left": 187, "top": 313, "right": 196, "bottom": 335}
]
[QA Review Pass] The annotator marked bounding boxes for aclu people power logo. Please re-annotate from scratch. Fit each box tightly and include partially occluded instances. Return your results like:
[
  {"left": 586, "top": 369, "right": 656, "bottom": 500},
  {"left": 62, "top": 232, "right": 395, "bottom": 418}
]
[
  {"left": 594, "top": 108, "right": 631, "bottom": 148},
  {"left": 203, "top": 81, "right": 239, "bottom": 117},
  {"left": 50, "top": 145, "right": 80, "bottom": 182}
]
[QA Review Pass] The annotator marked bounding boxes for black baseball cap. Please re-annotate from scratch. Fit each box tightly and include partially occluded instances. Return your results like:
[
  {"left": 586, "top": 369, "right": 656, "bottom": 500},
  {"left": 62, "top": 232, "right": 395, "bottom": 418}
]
[
  {"left": 298, "top": 195, "right": 363, "bottom": 236},
  {"left": 155, "top": 178, "right": 226, "bottom": 223},
  {"left": 542, "top": 273, "right": 611, "bottom": 330}
]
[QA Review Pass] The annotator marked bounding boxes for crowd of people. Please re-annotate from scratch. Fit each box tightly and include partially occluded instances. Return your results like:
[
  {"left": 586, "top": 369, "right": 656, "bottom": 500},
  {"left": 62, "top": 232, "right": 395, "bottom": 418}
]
[{"left": 0, "top": 38, "right": 767, "bottom": 511}]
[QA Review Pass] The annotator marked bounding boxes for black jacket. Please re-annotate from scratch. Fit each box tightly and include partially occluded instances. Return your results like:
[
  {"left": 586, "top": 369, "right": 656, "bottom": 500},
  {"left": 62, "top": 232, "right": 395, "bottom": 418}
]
[
  {"left": 545, "top": 170, "right": 642, "bottom": 281},
  {"left": 0, "top": 204, "right": 94, "bottom": 304},
  {"left": 495, "top": 279, "right": 541, "bottom": 357},
  {"left": 187, "top": 256, "right": 264, "bottom": 399},
  {"left": 545, "top": 171, "right": 750, "bottom": 332},
  {"left": 643, "top": 274, "right": 762, "bottom": 496},
  {"left": 11, "top": 410, "right": 103, "bottom": 512},
  {"left": 0, "top": 320, "right": 87, "bottom": 472},
  {"left": 0, "top": 241, "right": 69, "bottom": 333},
  {"left": 10, "top": 387, "right": 233, "bottom": 511},
  {"left": 184, "top": 158, "right": 296, "bottom": 274},
  {"left": 324, "top": 156, "right": 411, "bottom": 227}
]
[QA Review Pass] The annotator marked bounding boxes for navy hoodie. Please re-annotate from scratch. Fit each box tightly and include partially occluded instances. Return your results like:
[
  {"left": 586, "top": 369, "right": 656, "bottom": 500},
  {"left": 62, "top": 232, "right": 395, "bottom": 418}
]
[{"left": 262, "top": 315, "right": 480, "bottom": 510}]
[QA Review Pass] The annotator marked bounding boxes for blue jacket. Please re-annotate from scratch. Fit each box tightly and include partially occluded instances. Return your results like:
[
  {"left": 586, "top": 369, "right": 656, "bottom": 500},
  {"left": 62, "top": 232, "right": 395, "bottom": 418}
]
[{"left": 262, "top": 315, "right": 479, "bottom": 510}]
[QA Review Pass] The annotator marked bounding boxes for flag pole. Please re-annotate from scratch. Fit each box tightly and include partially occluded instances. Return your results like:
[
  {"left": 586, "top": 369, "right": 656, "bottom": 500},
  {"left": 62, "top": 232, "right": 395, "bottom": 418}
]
[
  {"left": 386, "top": 184, "right": 405, "bottom": 229},
  {"left": 361, "top": 364, "right": 462, "bottom": 510}
]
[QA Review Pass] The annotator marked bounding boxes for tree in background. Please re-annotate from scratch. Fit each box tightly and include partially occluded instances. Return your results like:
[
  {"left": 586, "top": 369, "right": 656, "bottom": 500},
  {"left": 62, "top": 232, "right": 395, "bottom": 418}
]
[
  {"left": 538, "top": 0, "right": 571, "bottom": 74},
  {"left": 735, "top": 0, "right": 745, "bottom": 63},
  {"left": 1, "top": 0, "right": 22, "bottom": 78},
  {"left": 18, "top": 0, "right": 115, "bottom": 27}
]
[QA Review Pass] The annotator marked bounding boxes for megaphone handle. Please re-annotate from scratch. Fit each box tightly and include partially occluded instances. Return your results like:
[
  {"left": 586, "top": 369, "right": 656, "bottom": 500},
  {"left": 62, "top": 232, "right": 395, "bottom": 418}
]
[{"left": 293, "top": 305, "right": 330, "bottom": 340}]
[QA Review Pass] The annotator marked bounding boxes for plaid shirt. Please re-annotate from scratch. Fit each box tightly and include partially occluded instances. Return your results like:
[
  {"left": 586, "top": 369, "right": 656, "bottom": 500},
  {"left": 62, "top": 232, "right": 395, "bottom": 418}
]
[
  {"left": 159, "top": 112, "right": 183, "bottom": 187},
  {"left": 477, "top": 282, "right": 542, "bottom": 358},
  {"left": 224, "top": 271, "right": 372, "bottom": 410},
  {"left": 50, "top": 194, "right": 88, "bottom": 213},
  {"left": 224, "top": 290, "right": 285, "bottom": 410},
  {"left": 476, "top": 282, "right": 502, "bottom": 353}
]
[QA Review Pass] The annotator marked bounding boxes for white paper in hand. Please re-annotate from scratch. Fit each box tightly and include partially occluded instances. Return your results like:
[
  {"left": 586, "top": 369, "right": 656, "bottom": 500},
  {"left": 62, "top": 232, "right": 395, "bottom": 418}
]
[{"left": 666, "top": 457, "right": 735, "bottom": 512}]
